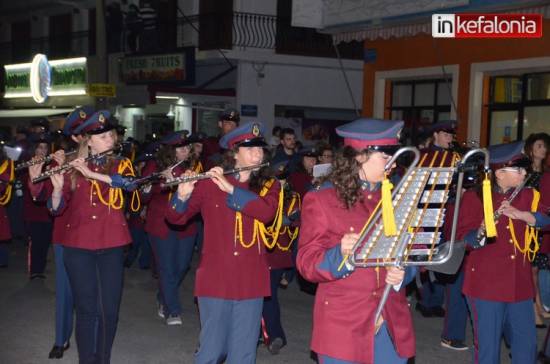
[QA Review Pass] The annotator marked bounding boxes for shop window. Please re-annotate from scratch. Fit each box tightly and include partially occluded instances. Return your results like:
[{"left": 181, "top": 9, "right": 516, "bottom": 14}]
[
  {"left": 391, "top": 84, "right": 412, "bottom": 107},
  {"left": 414, "top": 83, "right": 435, "bottom": 106},
  {"left": 527, "top": 73, "right": 550, "bottom": 101},
  {"left": 523, "top": 106, "right": 550, "bottom": 138},
  {"left": 489, "top": 110, "right": 518, "bottom": 145},
  {"left": 491, "top": 77, "right": 522, "bottom": 104},
  {"left": 389, "top": 79, "right": 451, "bottom": 146},
  {"left": 488, "top": 72, "right": 550, "bottom": 145}
]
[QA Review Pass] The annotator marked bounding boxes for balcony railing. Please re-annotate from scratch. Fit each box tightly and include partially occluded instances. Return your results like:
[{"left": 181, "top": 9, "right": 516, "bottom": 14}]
[{"left": 0, "top": 12, "right": 362, "bottom": 65}]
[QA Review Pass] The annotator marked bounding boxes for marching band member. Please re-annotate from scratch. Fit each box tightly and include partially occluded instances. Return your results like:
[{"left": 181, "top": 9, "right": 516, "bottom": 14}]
[
  {"left": 48, "top": 110, "right": 137, "bottom": 364},
  {"left": 0, "top": 145, "right": 15, "bottom": 267},
  {"left": 27, "top": 106, "right": 94, "bottom": 359},
  {"left": 297, "top": 118, "right": 416, "bottom": 364},
  {"left": 416, "top": 120, "right": 461, "bottom": 320},
  {"left": 24, "top": 135, "right": 53, "bottom": 279},
  {"left": 167, "top": 122, "right": 280, "bottom": 364},
  {"left": 141, "top": 131, "right": 197, "bottom": 325},
  {"left": 262, "top": 177, "right": 300, "bottom": 355},
  {"left": 457, "top": 141, "right": 550, "bottom": 364},
  {"left": 523, "top": 133, "right": 550, "bottom": 327}
]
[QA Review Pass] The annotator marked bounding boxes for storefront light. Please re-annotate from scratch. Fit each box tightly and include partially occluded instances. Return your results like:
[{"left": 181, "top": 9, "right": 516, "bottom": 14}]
[{"left": 156, "top": 95, "right": 179, "bottom": 100}]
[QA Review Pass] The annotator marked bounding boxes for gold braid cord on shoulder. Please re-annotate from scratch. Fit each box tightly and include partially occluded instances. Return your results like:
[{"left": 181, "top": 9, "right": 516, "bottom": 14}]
[
  {"left": 234, "top": 179, "right": 287, "bottom": 250},
  {"left": 0, "top": 160, "right": 15, "bottom": 206}
]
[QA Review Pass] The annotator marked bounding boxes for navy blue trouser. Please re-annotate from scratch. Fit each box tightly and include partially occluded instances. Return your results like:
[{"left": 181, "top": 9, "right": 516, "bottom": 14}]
[
  {"left": 150, "top": 231, "right": 195, "bottom": 316},
  {"left": 125, "top": 226, "right": 151, "bottom": 269},
  {"left": 54, "top": 244, "right": 74, "bottom": 347},
  {"left": 262, "top": 268, "right": 287, "bottom": 345},
  {"left": 421, "top": 277, "right": 445, "bottom": 308},
  {"left": 64, "top": 246, "right": 124, "bottom": 364},
  {"left": 318, "top": 323, "right": 407, "bottom": 364},
  {"left": 442, "top": 269, "right": 468, "bottom": 341},
  {"left": 467, "top": 297, "right": 536, "bottom": 364},
  {"left": 0, "top": 241, "right": 8, "bottom": 266},
  {"left": 28, "top": 221, "right": 52, "bottom": 275},
  {"left": 195, "top": 297, "right": 263, "bottom": 364}
]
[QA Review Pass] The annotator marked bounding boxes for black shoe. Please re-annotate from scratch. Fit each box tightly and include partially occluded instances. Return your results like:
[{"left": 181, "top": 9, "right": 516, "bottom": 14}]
[
  {"left": 267, "top": 337, "right": 284, "bottom": 355},
  {"left": 48, "top": 342, "right": 70, "bottom": 359},
  {"left": 431, "top": 306, "right": 446, "bottom": 317},
  {"left": 415, "top": 303, "right": 433, "bottom": 317},
  {"left": 441, "top": 338, "right": 469, "bottom": 351},
  {"left": 30, "top": 273, "right": 46, "bottom": 280}
]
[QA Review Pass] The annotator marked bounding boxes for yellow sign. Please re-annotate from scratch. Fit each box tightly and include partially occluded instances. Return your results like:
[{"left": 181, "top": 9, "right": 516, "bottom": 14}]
[{"left": 87, "top": 83, "right": 116, "bottom": 98}]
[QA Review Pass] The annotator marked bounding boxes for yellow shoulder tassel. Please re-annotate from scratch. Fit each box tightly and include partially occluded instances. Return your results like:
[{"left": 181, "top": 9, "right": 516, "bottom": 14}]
[
  {"left": 482, "top": 173, "right": 497, "bottom": 238},
  {"left": 381, "top": 174, "right": 397, "bottom": 237}
]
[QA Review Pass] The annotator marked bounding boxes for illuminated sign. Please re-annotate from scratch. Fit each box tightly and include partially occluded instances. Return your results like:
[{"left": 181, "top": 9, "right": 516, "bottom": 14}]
[
  {"left": 120, "top": 48, "right": 195, "bottom": 85},
  {"left": 4, "top": 56, "right": 87, "bottom": 102}
]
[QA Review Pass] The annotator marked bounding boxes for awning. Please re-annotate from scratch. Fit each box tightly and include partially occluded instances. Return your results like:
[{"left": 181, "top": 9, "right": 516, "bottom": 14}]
[
  {"left": 0, "top": 108, "right": 74, "bottom": 118},
  {"left": 333, "top": 4, "right": 550, "bottom": 43}
]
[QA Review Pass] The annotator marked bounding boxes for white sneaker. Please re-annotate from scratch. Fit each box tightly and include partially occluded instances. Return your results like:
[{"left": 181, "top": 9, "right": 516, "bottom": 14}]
[
  {"left": 166, "top": 314, "right": 182, "bottom": 326},
  {"left": 157, "top": 304, "right": 165, "bottom": 319}
]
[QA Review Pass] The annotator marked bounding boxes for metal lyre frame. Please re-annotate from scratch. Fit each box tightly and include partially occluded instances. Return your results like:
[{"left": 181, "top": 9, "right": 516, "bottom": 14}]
[{"left": 345, "top": 146, "right": 490, "bottom": 324}]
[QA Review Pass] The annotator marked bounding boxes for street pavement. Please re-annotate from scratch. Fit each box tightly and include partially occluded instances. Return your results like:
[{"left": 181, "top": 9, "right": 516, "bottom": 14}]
[{"left": 0, "top": 241, "right": 546, "bottom": 364}]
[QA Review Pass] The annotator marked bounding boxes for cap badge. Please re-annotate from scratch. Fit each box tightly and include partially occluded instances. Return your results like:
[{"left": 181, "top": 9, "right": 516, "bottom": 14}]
[
  {"left": 79, "top": 110, "right": 87, "bottom": 119},
  {"left": 252, "top": 124, "right": 260, "bottom": 137},
  {"left": 98, "top": 113, "right": 106, "bottom": 124}
]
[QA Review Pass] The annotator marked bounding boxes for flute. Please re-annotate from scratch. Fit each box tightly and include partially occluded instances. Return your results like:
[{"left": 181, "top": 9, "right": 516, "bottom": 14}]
[
  {"left": 475, "top": 172, "right": 534, "bottom": 246},
  {"left": 32, "top": 144, "right": 124, "bottom": 184},
  {"left": 132, "top": 160, "right": 186, "bottom": 187},
  {"left": 162, "top": 162, "right": 269, "bottom": 188},
  {"left": 16, "top": 150, "right": 77, "bottom": 171}
]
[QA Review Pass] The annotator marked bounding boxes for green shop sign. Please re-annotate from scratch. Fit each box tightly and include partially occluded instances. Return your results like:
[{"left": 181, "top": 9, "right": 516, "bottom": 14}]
[{"left": 4, "top": 55, "right": 87, "bottom": 100}]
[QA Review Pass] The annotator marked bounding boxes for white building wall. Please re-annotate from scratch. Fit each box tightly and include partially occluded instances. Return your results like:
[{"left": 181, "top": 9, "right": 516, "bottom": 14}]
[{"left": 235, "top": 53, "right": 363, "bottom": 133}]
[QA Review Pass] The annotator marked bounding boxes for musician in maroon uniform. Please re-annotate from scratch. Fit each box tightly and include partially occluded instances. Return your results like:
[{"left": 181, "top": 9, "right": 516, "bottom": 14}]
[
  {"left": 457, "top": 141, "right": 550, "bottom": 364},
  {"left": 141, "top": 131, "right": 197, "bottom": 325},
  {"left": 24, "top": 136, "right": 53, "bottom": 279},
  {"left": 0, "top": 147, "right": 14, "bottom": 267},
  {"left": 27, "top": 106, "right": 94, "bottom": 359},
  {"left": 416, "top": 120, "right": 461, "bottom": 319},
  {"left": 48, "top": 110, "right": 137, "bottom": 364},
  {"left": 167, "top": 122, "right": 280, "bottom": 364},
  {"left": 297, "top": 118, "right": 416, "bottom": 364}
]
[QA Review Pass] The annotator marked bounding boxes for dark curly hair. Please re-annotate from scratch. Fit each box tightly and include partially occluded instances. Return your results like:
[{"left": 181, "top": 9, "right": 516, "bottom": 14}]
[
  {"left": 321, "top": 146, "right": 366, "bottom": 209},
  {"left": 222, "top": 146, "right": 274, "bottom": 194}
]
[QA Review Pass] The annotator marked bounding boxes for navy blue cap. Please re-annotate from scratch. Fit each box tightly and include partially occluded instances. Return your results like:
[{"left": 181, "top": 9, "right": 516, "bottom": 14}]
[
  {"left": 219, "top": 108, "right": 240, "bottom": 123},
  {"left": 430, "top": 120, "right": 457, "bottom": 134},
  {"left": 160, "top": 130, "right": 190, "bottom": 147},
  {"left": 187, "top": 132, "right": 207, "bottom": 144},
  {"left": 298, "top": 146, "right": 318, "bottom": 158},
  {"left": 336, "top": 118, "right": 403, "bottom": 151},
  {"left": 74, "top": 110, "right": 115, "bottom": 135},
  {"left": 64, "top": 106, "right": 95, "bottom": 136},
  {"left": 219, "top": 122, "right": 267, "bottom": 149},
  {"left": 488, "top": 141, "right": 528, "bottom": 170}
]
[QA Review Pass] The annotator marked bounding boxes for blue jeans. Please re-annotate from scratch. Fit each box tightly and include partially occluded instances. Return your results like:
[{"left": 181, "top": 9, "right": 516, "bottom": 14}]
[
  {"left": 150, "top": 231, "right": 195, "bottom": 316},
  {"left": 54, "top": 244, "right": 74, "bottom": 347},
  {"left": 195, "top": 297, "right": 263, "bottom": 364},
  {"left": 64, "top": 246, "right": 125, "bottom": 364}
]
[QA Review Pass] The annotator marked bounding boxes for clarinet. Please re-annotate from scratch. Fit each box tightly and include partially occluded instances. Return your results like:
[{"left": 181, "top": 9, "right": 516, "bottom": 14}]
[
  {"left": 475, "top": 173, "right": 534, "bottom": 247},
  {"left": 32, "top": 144, "right": 124, "bottom": 184},
  {"left": 16, "top": 150, "right": 77, "bottom": 171},
  {"left": 162, "top": 162, "right": 269, "bottom": 188}
]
